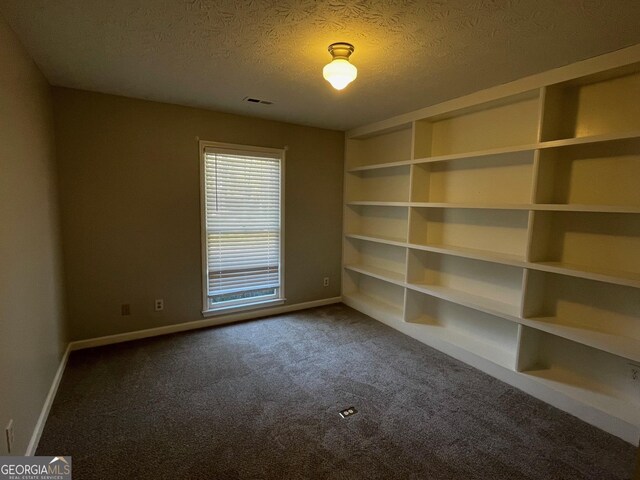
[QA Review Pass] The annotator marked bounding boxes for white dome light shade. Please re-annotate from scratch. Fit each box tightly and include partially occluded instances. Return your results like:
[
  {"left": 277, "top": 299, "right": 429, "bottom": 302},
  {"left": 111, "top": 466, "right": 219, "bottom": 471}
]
[
  {"left": 323, "top": 59, "right": 357, "bottom": 90},
  {"left": 323, "top": 42, "right": 357, "bottom": 90}
]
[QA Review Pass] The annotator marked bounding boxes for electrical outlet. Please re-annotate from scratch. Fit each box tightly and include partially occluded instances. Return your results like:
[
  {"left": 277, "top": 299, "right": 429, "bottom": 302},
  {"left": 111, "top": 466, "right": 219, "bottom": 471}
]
[
  {"left": 121, "top": 304, "right": 131, "bottom": 316},
  {"left": 155, "top": 299, "right": 164, "bottom": 311},
  {"left": 5, "top": 419, "right": 14, "bottom": 454},
  {"left": 323, "top": 277, "right": 330, "bottom": 287}
]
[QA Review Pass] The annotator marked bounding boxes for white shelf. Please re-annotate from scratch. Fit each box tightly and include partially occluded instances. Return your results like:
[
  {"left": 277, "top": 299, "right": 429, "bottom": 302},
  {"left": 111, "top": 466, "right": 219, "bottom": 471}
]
[
  {"left": 521, "top": 317, "right": 640, "bottom": 363},
  {"left": 412, "top": 203, "right": 640, "bottom": 213},
  {"left": 350, "top": 143, "right": 539, "bottom": 172},
  {"left": 406, "top": 283, "right": 520, "bottom": 321},
  {"left": 348, "top": 159, "right": 414, "bottom": 172},
  {"left": 523, "top": 367, "right": 640, "bottom": 429},
  {"left": 414, "top": 143, "right": 538, "bottom": 165},
  {"left": 414, "top": 124, "right": 640, "bottom": 166},
  {"left": 344, "top": 233, "right": 407, "bottom": 247},
  {"left": 345, "top": 131, "right": 640, "bottom": 174},
  {"left": 412, "top": 202, "right": 533, "bottom": 210},
  {"left": 531, "top": 204, "right": 640, "bottom": 214},
  {"left": 408, "top": 243, "right": 526, "bottom": 268},
  {"left": 347, "top": 201, "right": 410, "bottom": 207},
  {"left": 344, "top": 264, "right": 405, "bottom": 286},
  {"left": 530, "top": 261, "right": 640, "bottom": 289},
  {"left": 538, "top": 130, "right": 640, "bottom": 150}
]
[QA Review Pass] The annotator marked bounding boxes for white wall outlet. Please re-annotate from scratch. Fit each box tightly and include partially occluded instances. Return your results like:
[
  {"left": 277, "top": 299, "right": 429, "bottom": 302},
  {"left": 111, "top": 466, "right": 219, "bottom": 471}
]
[
  {"left": 154, "top": 299, "right": 164, "bottom": 311},
  {"left": 323, "top": 277, "right": 330, "bottom": 287},
  {"left": 5, "top": 419, "right": 14, "bottom": 454}
]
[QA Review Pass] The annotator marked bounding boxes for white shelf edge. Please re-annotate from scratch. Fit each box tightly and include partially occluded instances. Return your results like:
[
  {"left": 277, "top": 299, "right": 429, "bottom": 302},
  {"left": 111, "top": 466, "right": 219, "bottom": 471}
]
[
  {"left": 521, "top": 317, "right": 640, "bottom": 363},
  {"left": 411, "top": 202, "right": 533, "bottom": 210},
  {"left": 531, "top": 204, "right": 640, "bottom": 214},
  {"left": 529, "top": 261, "right": 640, "bottom": 289},
  {"left": 538, "top": 130, "right": 640, "bottom": 149},
  {"left": 347, "top": 203, "right": 639, "bottom": 217},
  {"left": 346, "top": 201, "right": 410, "bottom": 207},
  {"left": 344, "top": 264, "right": 406, "bottom": 286},
  {"left": 414, "top": 143, "right": 538, "bottom": 164},
  {"left": 347, "top": 159, "right": 414, "bottom": 172},
  {"left": 344, "top": 233, "right": 408, "bottom": 247},
  {"left": 407, "top": 243, "right": 527, "bottom": 268},
  {"left": 411, "top": 203, "right": 640, "bottom": 213}
]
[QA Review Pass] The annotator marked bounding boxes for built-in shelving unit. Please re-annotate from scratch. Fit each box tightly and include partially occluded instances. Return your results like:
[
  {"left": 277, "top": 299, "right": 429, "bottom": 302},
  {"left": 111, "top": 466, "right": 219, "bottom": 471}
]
[{"left": 342, "top": 50, "right": 640, "bottom": 444}]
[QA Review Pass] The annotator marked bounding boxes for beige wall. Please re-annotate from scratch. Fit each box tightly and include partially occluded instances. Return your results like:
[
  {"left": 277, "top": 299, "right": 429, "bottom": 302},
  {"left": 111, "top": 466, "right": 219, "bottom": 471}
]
[
  {"left": 0, "top": 18, "right": 67, "bottom": 454},
  {"left": 52, "top": 88, "right": 344, "bottom": 341}
]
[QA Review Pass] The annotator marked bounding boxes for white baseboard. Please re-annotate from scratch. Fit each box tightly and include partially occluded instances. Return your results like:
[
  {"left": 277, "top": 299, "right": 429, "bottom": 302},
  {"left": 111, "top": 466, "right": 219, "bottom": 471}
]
[
  {"left": 25, "top": 344, "right": 71, "bottom": 456},
  {"left": 70, "top": 296, "right": 342, "bottom": 351}
]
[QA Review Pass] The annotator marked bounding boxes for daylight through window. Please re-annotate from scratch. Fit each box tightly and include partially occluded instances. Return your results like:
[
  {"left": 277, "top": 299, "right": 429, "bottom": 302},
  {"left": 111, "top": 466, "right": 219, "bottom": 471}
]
[{"left": 201, "top": 143, "right": 284, "bottom": 313}]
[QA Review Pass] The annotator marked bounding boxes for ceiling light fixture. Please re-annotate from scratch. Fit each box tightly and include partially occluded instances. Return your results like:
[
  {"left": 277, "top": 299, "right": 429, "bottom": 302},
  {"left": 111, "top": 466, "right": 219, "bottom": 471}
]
[{"left": 323, "top": 42, "right": 357, "bottom": 91}]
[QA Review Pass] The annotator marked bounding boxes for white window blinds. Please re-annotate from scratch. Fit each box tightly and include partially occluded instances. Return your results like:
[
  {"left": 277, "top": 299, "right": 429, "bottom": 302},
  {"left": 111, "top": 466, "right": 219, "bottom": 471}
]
[{"left": 202, "top": 146, "right": 283, "bottom": 311}]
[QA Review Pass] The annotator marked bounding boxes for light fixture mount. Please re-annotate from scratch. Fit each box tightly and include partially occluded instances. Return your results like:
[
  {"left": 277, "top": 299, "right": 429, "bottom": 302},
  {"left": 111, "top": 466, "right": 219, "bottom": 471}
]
[
  {"left": 327, "top": 42, "right": 355, "bottom": 60},
  {"left": 323, "top": 42, "right": 357, "bottom": 91}
]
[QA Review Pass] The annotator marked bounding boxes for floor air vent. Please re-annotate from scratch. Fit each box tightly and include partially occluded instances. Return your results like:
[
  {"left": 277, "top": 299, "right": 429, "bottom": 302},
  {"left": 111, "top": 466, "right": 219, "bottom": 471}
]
[{"left": 339, "top": 407, "right": 357, "bottom": 418}]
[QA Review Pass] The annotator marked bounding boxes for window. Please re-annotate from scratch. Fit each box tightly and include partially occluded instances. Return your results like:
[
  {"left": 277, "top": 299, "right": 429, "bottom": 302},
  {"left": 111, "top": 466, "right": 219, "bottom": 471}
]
[{"left": 200, "top": 142, "right": 284, "bottom": 314}]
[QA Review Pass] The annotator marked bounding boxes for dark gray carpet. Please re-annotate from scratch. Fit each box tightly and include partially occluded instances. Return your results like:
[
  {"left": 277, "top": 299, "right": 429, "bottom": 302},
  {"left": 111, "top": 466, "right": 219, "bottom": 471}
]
[{"left": 37, "top": 304, "right": 635, "bottom": 479}]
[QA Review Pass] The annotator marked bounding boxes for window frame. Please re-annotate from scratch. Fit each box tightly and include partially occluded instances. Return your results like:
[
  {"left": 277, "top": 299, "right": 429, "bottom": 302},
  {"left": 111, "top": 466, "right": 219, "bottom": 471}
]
[{"left": 199, "top": 140, "right": 286, "bottom": 316}]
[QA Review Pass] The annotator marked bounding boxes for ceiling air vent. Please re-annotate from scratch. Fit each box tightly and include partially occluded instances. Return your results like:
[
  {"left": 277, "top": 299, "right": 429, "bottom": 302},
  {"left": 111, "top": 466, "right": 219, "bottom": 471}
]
[{"left": 243, "top": 96, "right": 273, "bottom": 105}]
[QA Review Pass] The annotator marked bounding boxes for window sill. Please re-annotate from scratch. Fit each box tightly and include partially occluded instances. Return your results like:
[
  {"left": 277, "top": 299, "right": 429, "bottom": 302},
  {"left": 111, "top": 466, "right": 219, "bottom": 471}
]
[{"left": 202, "top": 298, "right": 285, "bottom": 318}]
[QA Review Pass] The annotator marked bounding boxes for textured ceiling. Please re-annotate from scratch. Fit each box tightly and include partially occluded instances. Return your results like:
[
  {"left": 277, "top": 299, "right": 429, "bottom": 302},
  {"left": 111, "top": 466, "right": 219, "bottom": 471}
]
[{"left": 1, "top": 0, "right": 640, "bottom": 130}]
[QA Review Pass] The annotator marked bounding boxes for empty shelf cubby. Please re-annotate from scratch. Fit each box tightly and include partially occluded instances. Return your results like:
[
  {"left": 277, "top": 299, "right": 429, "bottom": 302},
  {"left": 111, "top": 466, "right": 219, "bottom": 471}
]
[
  {"left": 344, "top": 204, "right": 408, "bottom": 243},
  {"left": 346, "top": 126, "right": 412, "bottom": 169},
  {"left": 407, "top": 249, "right": 523, "bottom": 318},
  {"left": 343, "top": 269, "right": 405, "bottom": 322},
  {"left": 409, "top": 207, "right": 529, "bottom": 260},
  {"left": 414, "top": 90, "right": 540, "bottom": 158},
  {"left": 405, "top": 289, "right": 519, "bottom": 369},
  {"left": 528, "top": 211, "right": 640, "bottom": 283},
  {"left": 540, "top": 65, "right": 640, "bottom": 141},
  {"left": 517, "top": 328, "right": 640, "bottom": 427},
  {"left": 522, "top": 270, "right": 640, "bottom": 360},
  {"left": 410, "top": 150, "right": 535, "bottom": 204},
  {"left": 535, "top": 137, "right": 640, "bottom": 208},
  {"left": 344, "top": 237, "right": 407, "bottom": 283},
  {"left": 346, "top": 165, "right": 410, "bottom": 203}
]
